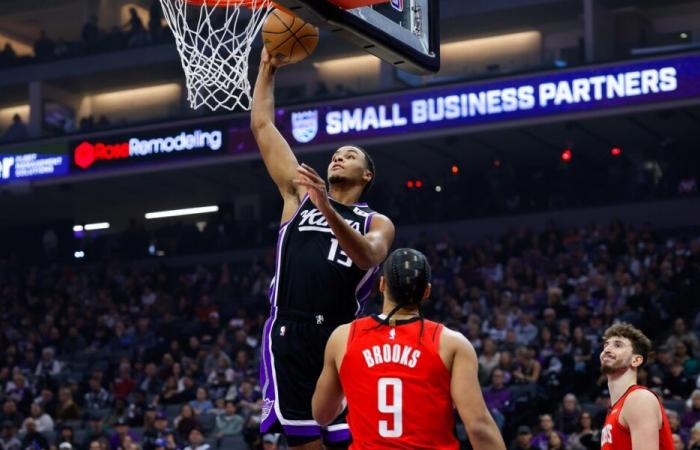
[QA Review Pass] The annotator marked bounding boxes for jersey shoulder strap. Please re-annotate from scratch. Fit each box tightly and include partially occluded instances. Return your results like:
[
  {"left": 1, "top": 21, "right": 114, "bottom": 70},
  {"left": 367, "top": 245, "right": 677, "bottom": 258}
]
[
  {"left": 421, "top": 319, "right": 444, "bottom": 352},
  {"left": 346, "top": 317, "right": 373, "bottom": 349}
]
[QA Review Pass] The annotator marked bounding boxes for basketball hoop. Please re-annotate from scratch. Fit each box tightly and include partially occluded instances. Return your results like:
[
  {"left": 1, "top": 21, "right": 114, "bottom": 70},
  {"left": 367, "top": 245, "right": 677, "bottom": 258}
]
[{"left": 159, "top": 0, "right": 276, "bottom": 111}]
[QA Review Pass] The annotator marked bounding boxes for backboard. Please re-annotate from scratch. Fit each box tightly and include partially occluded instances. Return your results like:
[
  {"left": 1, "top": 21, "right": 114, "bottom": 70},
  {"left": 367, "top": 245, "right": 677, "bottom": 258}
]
[{"left": 273, "top": 0, "right": 440, "bottom": 74}]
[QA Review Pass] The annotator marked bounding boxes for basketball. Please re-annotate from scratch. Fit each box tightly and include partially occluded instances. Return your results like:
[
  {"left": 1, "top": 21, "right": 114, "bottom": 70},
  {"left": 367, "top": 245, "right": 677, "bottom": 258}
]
[{"left": 262, "top": 8, "right": 319, "bottom": 64}]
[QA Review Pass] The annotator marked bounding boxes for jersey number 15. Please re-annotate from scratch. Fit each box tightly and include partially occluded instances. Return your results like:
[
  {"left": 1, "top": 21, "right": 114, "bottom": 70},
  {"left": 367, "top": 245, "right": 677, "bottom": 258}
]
[{"left": 327, "top": 238, "right": 353, "bottom": 267}]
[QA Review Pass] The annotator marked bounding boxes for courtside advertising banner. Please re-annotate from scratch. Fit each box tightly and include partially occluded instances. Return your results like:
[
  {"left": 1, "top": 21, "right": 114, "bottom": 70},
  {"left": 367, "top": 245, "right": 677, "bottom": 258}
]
[
  {"left": 0, "top": 144, "right": 69, "bottom": 185},
  {"left": 279, "top": 53, "right": 700, "bottom": 146},
  {"left": 69, "top": 123, "right": 230, "bottom": 172}
]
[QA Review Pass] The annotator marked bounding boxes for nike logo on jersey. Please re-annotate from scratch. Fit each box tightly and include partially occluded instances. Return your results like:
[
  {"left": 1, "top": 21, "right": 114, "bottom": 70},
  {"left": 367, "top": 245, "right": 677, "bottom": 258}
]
[{"left": 298, "top": 208, "right": 361, "bottom": 233}]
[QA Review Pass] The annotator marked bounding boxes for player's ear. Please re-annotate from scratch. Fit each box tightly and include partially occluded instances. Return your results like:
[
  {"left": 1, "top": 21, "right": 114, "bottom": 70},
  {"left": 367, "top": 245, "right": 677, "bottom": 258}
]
[
  {"left": 362, "top": 169, "right": 373, "bottom": 184},
  {"left": 631, "top": 354, "right": 644, "bottom": 369},
  {"left": 422, "top": 283, "right": 431, "bottom": 301},
  {"left": 378, "top": 276, "right": 386, "bottom": 294}
]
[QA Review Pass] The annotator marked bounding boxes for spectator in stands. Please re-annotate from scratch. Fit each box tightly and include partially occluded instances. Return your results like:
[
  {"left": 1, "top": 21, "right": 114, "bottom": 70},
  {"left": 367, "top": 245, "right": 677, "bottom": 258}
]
[
  {"left": 665, "top": 362, "right": 695, "bottom": 399},
  {"left": 84, "top": 414, "right": 109, "bottom": 448},
  {"left": 513, "top": 346, "right": 541, "bottom": 386},
  {"left": 162, "top": 430, "right": 179, "bottom": 450},
  {"left": 139, "top": 363, "right": 162, "bottom": 397},
  {"left": 148, "top": 1, "right": 163, "bottom": 42},
  {"left": 541, "top": 336, "right": 575, "bottom": 407},
  {"left": 479, "top": 337, "right": 501, "bottom": 383},
  {"left": 231, "top": 350, "right": 254, "bottom": 383},
  {"left": 668, "top": 409, "right": 690, "bottom": 446},
  {"left": 34, "top": 389, "right": 57, "bottom": 418},
  {"left": 118, "top": 434, "right": 140, "bottom": 450},
  {"left": 19, "top": 418, "right": 49, "bottom": 450},
  {"left": 228, "top": 380, "right": 261, "bottom": 418},
  {"left": 676, "top": 341, "right": 700, "bottom": 376},
  {"left": 483, "top": 368, "right": 511, "bottom": 430},
  {"left": 58, "top": 424, "right": 79, "bottom": 449},
  {"left": 214, "top": 401, "right": 243, "bottom": 439},
  {"left": 7, "top": 374, "right": 32, "bottom": 414},
  {"left": 689, "top": 423, "right": 700, "bottom": 450},
  {"left": 683, "top": 390, "right": 700, "bottom": 429},
  {"left": 141, "top": 411, "right": 169, "bottom": 450},
  {"left": 174, "top": 405, "right": 199, "bottom": 441},
  {"left": 0, "top": 421, "right": 20, "bottom": 450},
  {"left": 113, "top": 362, "right": 136, "bottom": 401},
  {"left": 262, "top": 433, "right": 282, "bottom": 450},
  {"left": 188, "top": 388, "right": 213, "bottom": 415},
  {"left": 536, "top": 327, "right": 555, "bottom": 360},
  {"left": 85, "top": 377, "right": 113, "bottom": 411},
  {"left": 156, "top": 377, "right": 179, "bottom": 405},
  {"left": 667, "top": 319, "right": 700, "bottom": 357},
  {"left": 530, "top": 414, "right": 566, "bottom": 450},
  {"left": 547, "top": 432, "right": 565, "bottom": 450},
  {"left": 82, "top": 15, "right": 100, "bottom": 52},
  {"left": 515, "top": 313, "right": 539, "bottom": 345},
  {"left": 554, "top": 393, "right": 581, "bottom": 435},
  {"left": 0, "top": 401, "right": 23, "bottom": 429},
  {"left": 109, "top": 417, "right": 139, "bottom": 450},
  {"left": 0, "top": 43, "right": 17, "bottom": 66},
  {"left": 35, "top": 347, "right": 62, "bottom": 378},
  {"left": 674, "top": 433, "right": 686, "bottom": 450},
  {"left": 33, "top": 30, "right": 55, "bottom": 60},
  {"left": 55, "top": 387, "right": 80, "bottom": 421},
  {"left": 2, "top": 114, "right": 28, "bottom": 143},
  {"left": 28, "top": 403, "right": 53, "bottom": 433},
  {"left": 175, "top": 377, "right": 196, "bottom": 404},
  {"left": 510, "top": 425, "right": 534, "bottom": 450},
  {"left": 183, "top": 429, "right": 209, "bottom": 450},
  {"left": 566, "top": 411, "right": 596, "bottom": 450},
  {"left": 202, "top": 344, "right": 228, "bottom": 375},
  {"left": 89, "top": 439, "right": 109, "bottom": 450},
  {"left": 125, "top": 8, "right": 147, "bottom": 47}
]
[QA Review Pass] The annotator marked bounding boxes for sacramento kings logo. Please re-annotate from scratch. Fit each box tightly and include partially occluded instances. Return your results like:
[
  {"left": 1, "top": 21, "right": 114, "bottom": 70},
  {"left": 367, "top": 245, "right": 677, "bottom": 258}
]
[
  {"left": 261, "top": 398, "right": 274, "bottom": 421},
  {"left": 291, "top": 110, "right": 319, "bottom": 144}
]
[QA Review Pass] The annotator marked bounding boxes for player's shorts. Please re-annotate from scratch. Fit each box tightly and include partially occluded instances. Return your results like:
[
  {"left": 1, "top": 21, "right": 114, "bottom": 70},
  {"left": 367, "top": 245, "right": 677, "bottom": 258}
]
[{"left": 260, "top": 307, "right": 350, "bottom": 446}]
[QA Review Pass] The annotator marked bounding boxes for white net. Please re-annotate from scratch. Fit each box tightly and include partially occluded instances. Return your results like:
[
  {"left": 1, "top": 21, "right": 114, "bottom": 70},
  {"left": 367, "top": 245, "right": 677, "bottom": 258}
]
[{"left": 159, "top": 0, "right": 273, "bottom": 111}]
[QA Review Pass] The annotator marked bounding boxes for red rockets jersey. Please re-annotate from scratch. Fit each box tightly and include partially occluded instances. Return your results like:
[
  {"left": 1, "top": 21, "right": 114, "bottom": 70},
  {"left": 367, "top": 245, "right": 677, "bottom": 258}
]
[
  {"left": 338, "top": 315, "right": 459, "bottom": 450},
  {"left": 601, "top": 385, "right": 674, "bottom": 450}
]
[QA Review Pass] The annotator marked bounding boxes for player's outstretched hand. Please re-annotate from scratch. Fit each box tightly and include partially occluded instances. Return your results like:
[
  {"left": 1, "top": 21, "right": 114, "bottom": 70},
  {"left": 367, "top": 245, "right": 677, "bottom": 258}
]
[
  {"left": 294, "top": 163, "right": 332, "bottom": 214},
  {"left": 261, "top": 47, "right": 289, "bottom": 68}
]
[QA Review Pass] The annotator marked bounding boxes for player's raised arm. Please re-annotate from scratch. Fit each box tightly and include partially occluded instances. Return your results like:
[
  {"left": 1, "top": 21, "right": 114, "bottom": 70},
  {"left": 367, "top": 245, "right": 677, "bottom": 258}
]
[
  {"left": 295, "top": 163, "right": 395, "bottom": 270},
  {"left": 447, "top": 330, "right": 506, "bottom": 450},
  {"left": 623, "top": 389, "right": 662, "bottom": 450},
  {"left": 312, "top": 325, "right": 349, "bottom": 426},
  {"left": 250, "top": 48, "right": 302, "bottom": 202}
]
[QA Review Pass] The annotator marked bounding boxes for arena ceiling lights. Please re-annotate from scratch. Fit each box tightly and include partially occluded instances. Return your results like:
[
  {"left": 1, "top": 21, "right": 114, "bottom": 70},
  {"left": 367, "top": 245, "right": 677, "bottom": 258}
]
[
  {"left": 73, "top": 222, "right": 110, "bottom": 232},
  {"left": 144, "top": 205, "right": 219, "bottom": 220}
]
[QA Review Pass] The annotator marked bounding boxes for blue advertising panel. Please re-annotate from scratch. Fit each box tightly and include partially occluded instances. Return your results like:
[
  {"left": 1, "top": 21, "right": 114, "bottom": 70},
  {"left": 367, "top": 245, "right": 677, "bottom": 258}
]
[
  {"left": 0, "top": 144, "right": 69, "bottom": 185},
  {"left": 277, "top": 53, "right": 700, "bottom": 146}
]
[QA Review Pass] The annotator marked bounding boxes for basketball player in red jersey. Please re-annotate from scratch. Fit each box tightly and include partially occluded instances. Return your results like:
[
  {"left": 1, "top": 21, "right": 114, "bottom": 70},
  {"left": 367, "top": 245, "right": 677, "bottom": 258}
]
[
  {"left": 312, "top": 248, "right": 506, "bottom": 450},
  {"left": 600, "top": 323, "right": 674, "bottom": 450}
]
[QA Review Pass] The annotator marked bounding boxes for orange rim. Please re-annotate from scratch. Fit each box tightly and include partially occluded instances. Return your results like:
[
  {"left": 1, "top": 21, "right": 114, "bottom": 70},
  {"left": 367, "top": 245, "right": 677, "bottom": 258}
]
[{"left": 185, "top": 0, "right": 280, "bottom": 9}]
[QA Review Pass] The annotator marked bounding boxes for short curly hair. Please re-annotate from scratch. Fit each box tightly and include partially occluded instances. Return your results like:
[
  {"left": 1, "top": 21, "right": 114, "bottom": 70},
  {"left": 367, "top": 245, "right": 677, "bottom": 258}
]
[{"left": 602, "top": 323, "right": 652, "bottom": 366}]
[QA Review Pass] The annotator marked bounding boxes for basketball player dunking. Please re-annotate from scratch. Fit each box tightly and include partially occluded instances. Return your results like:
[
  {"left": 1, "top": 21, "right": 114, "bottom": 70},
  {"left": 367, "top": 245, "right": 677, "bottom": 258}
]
[
  {"left": 312, "top": 249, "right": 506, "bottom": 450},
  {"left": 251, "top": 49, "right": 395, "bottom": 450},
  {"left": 599, "top": 323, "right": 674, "bottom": 450}
]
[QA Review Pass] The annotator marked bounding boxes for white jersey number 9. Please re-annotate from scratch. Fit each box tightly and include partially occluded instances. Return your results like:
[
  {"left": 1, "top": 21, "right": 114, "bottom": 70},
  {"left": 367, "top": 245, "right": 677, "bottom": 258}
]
[{"left": 378, "top": 377, "right": 403, "bottom": 438}]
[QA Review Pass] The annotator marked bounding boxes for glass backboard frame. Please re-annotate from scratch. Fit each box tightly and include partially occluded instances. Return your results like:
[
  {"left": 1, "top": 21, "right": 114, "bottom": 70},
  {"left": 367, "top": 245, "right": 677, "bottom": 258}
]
[{"left": 273, "top": 0, "right": 440, "bottom": 74}]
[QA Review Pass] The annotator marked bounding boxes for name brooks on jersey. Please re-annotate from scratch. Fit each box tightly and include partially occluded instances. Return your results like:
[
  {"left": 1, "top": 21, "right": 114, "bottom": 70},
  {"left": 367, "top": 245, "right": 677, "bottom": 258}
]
[
  {"left": 298, "top": 208, "right": 361, "bottom": 232},
  {"left": 362, "top": 344, "right": 422, "bottom": 368}
]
